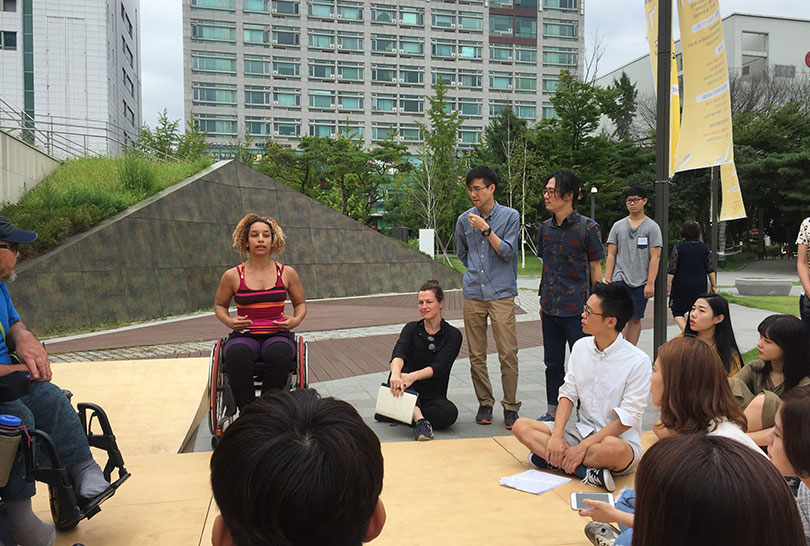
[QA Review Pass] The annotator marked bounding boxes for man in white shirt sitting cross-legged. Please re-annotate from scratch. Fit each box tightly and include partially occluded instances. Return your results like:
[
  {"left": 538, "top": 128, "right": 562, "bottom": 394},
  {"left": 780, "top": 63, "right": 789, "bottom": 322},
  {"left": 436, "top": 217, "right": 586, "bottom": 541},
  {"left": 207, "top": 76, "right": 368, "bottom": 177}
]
[{"left": 512, "top": 282, "right": 651, "bottom": 491}]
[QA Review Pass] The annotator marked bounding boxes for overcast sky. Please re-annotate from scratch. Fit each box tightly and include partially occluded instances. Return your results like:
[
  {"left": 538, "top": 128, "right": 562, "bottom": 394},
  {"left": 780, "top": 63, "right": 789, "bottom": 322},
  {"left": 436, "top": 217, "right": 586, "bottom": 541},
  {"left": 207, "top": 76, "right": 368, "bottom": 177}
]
[{"left": 139, "top": 0, "right": 807, "bottom": 128}]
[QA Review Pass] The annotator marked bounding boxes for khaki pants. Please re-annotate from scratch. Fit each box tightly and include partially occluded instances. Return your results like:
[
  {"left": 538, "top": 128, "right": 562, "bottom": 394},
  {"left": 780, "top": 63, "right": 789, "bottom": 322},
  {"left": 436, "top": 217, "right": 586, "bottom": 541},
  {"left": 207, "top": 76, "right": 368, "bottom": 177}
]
[{"left": 463, "top": 297, "right": 520, "bottom": 411}]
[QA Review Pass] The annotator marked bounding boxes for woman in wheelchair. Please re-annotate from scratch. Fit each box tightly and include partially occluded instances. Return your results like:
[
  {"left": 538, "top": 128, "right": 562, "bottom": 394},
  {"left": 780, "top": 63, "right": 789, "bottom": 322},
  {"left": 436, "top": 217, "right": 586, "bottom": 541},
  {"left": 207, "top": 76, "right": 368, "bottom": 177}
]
[
  {"left": 384, "top": 280, "right": 462, "bottom": 441},
  {"left": 215, "top": 214, "right": 307, "bottom": 410}
]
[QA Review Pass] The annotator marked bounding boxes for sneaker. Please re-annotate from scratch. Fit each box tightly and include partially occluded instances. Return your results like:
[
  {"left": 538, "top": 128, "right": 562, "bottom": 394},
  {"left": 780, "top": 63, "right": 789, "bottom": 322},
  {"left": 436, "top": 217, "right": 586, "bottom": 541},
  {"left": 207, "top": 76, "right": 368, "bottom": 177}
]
[
  {"left": 475, "top": 405, "right": 493, "bottom": 425},
  {"left": 537, "top": 412, "right": 556, "bottom": 422},
  {"left": 584, "top": 522, "right": 621, "bottom": 546},
  {"left": 413, "top": 419, "right": 434, "bottom": 441},
  {"left": 527, "top": 452, "right": 561, "bottom": 472},
  {"left": 504, "top": 409, "right": 519, "bottom": 429},
  {"left": 582, "top": 467, "right": 616, "bottom": 492}
]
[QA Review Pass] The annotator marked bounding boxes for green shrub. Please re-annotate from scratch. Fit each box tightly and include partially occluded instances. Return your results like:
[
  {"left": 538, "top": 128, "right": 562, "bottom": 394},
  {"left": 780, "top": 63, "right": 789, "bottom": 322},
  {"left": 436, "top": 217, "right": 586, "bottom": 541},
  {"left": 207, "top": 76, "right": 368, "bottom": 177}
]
[{"left": 119, "top": 153, "right": 158, "bottom": 196}]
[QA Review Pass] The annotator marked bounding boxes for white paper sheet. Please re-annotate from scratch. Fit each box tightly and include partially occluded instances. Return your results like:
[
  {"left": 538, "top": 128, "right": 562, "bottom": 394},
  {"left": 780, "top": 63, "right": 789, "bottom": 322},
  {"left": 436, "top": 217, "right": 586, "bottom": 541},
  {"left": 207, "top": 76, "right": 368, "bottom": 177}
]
[{"left": 500, "top": 469, "right": 571, "bottom": 495}]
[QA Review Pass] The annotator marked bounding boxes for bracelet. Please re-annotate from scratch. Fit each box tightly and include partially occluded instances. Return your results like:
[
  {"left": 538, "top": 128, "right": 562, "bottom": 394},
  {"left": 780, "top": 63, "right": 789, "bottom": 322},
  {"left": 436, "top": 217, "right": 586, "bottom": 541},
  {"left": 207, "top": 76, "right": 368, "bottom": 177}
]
[{"left": 481, "top": 227, "right": 492, "bottom": 237}]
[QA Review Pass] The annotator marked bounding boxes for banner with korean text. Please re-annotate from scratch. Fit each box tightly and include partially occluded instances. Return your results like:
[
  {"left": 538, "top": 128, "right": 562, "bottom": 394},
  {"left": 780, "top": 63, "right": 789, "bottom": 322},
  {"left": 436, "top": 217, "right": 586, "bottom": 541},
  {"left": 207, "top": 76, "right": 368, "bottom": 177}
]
[
  {"left": 672, "top": 0, "right": 733, "bottom": 172},
  {"left": 719, "top": 162, "right": 747, "bottom": 221},
  {"left": 644, "top": 0, "right": 681, "bottom": 177}
]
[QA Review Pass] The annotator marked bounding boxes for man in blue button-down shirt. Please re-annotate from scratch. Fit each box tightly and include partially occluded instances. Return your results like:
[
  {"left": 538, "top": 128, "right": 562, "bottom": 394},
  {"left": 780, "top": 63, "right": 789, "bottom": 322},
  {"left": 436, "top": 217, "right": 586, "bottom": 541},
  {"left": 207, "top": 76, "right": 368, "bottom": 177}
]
[{"left": 454, "top": 165, "right": 521, "bottom": 429}]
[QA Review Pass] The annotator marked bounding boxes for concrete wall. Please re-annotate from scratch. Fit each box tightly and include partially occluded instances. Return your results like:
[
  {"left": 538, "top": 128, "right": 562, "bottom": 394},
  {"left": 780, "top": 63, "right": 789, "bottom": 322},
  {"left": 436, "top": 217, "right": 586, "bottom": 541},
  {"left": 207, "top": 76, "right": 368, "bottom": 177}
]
[
  {"left": 12, "top": 160, "right": 461, "bottom": 332},
  {"left": 0, "top": 130, "right": 59, "bottom": 204}
]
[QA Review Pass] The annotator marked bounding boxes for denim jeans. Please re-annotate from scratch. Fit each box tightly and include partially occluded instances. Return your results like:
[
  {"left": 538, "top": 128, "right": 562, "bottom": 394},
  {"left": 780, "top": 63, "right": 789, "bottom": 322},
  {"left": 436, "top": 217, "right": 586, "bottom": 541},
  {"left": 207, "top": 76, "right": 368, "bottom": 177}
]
[
  {"left": 614, "top": 488, "right": 636, "bottom": 546},
  {"left": 541, "top": 314, "right": 585, "bottom": 411},
  {"left": 0, "top": 381, "right": 92, "bottom": 501},
  {"left": 800, "top": 295, "right": 810, "bottom": 336}
]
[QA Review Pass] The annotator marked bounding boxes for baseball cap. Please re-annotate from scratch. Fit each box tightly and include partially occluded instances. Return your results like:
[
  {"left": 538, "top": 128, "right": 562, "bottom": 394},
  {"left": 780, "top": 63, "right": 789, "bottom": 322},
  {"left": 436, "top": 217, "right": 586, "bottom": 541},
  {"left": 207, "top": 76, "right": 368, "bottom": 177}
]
[{"left": 0, "top": 214, "right": 37, "bottom": 244}]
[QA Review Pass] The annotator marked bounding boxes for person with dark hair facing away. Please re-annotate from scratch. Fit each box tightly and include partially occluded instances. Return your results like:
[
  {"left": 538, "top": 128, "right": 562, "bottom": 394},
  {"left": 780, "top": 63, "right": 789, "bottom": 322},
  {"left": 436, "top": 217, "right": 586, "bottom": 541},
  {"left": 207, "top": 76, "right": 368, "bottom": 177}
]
[
  {"left": 0, "top": 215, "right": 110, "bottom": 546},
  {"left": 454, "top": 165, "right": 522, "bottom": 429},
  {"left": 666, "top": 220, "right": 716, "bottom": 331},
  {"left": 512, "top": 282, "right": 650, "bottom": 492},
  {"left": 578, "top": 336, "right": 763, "bottom": 546},
  {"left": 604, "top": 186, "right": 662, "bottom": 346},
  {"left": 536, "top": 169, "right": 604, "bottom": 421},
  {"left": 210, "top": 389, "right": 386, "bottom": 546},
  {"left": 768, "top": 385, "right": 810, "bottom": 544},
  {"left": 683, "top": 293, "right": 742, "bottom": 375},
  {"left": 729, "top": 314, "right": 810, "bottom": 446},
  {"left": 632, "top": 435, "right": 805, "bottom": 546},
  {"left": 384, "top": 280, "right": 462, "bottom": 441},
  {"left": 215, "top": 213, "right": 307, "bottom": 410}
]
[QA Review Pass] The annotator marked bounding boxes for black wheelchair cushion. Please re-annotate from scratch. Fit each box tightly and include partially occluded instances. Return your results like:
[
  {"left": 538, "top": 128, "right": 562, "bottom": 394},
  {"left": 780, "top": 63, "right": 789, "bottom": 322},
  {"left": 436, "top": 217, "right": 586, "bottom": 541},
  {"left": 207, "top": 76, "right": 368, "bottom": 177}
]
[{"left": 0, "top": 371, "right": 30, "bottom": 403}]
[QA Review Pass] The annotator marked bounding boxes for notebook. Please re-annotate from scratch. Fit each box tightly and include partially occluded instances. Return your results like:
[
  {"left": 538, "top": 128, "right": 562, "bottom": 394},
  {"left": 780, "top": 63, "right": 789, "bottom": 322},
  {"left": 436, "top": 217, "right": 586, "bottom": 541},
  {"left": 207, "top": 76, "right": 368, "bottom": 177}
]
[{"left": 375, "top": 383, "right": 418, "bottom": 424}]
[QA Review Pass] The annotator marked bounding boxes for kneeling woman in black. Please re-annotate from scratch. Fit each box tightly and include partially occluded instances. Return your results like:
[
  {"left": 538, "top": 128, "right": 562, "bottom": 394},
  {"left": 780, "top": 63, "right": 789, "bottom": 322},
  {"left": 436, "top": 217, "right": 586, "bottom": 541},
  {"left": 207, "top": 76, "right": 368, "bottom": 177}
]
[
  {"left": 214, "top": 214, "right": 307, "bottom": 410},
  {"left": 388, "top": 280, "right": 462, "bottom": 441}
]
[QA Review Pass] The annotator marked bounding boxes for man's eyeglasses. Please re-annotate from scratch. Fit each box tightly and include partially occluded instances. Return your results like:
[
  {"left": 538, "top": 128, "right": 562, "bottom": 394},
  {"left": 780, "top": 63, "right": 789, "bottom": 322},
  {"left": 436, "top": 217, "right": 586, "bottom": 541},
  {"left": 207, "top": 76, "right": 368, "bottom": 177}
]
[
  {"left": 626, "top": 197, "right": 644, "bottom": 204},
  {"left": 467, "top": 184, "right": 491, "bottom": 194},
  {"left": 426, "top": 335, "right": 437, "bottom": 352},
  {"left": 583, "top": 304, "right": 604, "bottom": 317},
  {"left": 0, "top": 243, "right": 19, "bottom": 254},
  {"left": 542, "top": 187, "right": 558, "bottom": 196}
]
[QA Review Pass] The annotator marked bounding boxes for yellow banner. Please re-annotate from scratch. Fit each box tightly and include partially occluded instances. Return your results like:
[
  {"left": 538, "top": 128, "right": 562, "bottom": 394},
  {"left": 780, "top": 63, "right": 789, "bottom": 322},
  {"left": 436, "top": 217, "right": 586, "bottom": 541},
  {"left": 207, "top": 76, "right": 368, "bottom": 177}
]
[
  {"left": 719, "top": 161, "right": 747, "bottom": 221},
  {"left": 673, "top": 0, "right": 733, "bottom": 172},
  {"left": 644, "top": 0, "right": 681, "bottom": 177}
]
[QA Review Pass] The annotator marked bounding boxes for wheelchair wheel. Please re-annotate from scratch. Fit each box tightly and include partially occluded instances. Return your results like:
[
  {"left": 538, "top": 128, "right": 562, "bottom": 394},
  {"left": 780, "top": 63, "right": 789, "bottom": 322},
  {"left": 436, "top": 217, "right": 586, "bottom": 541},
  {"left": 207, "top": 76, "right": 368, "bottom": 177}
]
[
  {"left": 209, "top": 339, "right": 236, "bottom": 444},
  {"left": 296, "top": 337, "right": 307, "bottom": 389},
  {"left": 208, "top": 339, "right": 222, "bottom": 437}
]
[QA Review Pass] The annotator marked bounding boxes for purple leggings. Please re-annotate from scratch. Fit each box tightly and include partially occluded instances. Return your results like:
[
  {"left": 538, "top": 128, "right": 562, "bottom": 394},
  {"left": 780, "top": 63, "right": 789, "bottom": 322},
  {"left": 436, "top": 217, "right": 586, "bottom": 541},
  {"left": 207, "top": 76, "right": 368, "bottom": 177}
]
[{"left": 223, "top": 333, "right": 296, "bottom": 409}]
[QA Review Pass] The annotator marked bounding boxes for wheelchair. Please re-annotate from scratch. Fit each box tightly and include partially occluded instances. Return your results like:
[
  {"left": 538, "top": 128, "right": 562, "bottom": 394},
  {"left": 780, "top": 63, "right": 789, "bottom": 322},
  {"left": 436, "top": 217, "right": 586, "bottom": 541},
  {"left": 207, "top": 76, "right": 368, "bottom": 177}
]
[
  {"left": 208, "top": 335, "right": 309, "bottom": 448},
  {"left": 0, "top": 371, "right": 131, "bottom": 537}
]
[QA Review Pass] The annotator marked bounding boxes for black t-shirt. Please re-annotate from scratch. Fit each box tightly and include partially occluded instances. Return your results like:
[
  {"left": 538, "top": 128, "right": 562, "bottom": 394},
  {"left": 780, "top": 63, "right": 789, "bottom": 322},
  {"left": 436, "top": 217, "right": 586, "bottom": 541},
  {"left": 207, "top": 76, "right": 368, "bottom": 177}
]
[{"left": 390, "top": 319, "right": 462, "bottom": 400}]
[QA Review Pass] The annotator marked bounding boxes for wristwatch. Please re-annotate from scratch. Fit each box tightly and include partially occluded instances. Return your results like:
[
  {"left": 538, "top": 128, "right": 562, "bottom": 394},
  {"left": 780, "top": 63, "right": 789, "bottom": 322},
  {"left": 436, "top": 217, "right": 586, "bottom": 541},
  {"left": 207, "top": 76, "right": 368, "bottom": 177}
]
[{"left": 481, "top": 227, "right": 492, "bottom": 237}]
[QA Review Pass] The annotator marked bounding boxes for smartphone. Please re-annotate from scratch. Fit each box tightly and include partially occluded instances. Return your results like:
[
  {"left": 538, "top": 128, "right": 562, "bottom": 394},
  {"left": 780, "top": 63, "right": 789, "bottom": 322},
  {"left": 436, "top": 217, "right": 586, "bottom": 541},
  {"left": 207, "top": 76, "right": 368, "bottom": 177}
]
[{"left": 570, "top": 492, "right": 615, "bottom": 510}]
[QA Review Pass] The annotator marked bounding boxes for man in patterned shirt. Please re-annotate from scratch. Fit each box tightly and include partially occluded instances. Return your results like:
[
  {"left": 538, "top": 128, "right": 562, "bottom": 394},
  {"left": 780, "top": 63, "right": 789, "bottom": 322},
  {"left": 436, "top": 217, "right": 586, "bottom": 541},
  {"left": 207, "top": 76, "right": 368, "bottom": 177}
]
[{"left": 537, "top": 170, "right": 604, "bottom": 421}]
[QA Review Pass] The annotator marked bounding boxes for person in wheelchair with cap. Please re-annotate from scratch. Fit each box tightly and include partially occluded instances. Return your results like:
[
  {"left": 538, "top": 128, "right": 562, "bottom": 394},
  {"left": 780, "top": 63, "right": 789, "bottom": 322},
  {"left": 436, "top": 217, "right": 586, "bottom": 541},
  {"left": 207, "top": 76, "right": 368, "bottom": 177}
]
[
  {"left": 214, "top": 214, "right": 307, "bottom": 410},
  {"left": 0, "top": 215, "right": 110, "bottom": 546}
]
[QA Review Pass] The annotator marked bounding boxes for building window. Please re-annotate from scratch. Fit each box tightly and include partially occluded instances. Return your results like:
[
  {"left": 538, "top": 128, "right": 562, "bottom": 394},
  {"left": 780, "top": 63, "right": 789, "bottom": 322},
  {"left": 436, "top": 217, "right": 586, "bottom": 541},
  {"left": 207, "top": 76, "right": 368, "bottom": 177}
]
[
  {"left": 274, "top": 118, "right": 301, "bottom": 136},
  {"left": 431, "top": 9, "right": 456, "bottom": 29},
  {"left": 122, "top": 100, "right": 135, "bottom": 125},
  {"left": 243, "top": 55, "right": 270, "bottom": 77},
  {"left": 191, "top": 19, "right": 236, "bottom": 43},
  {"left": 432, "top": 68, "right": 456, "bottom": 86},
  {"left": 337, "top": 31, "right": 363, "bottom": 50},
  {"left": 337, "top": 91, "right": 364, "bottom": 110},
  {"left": 193, "top": 51, "right": 237, "bottom": 75},
  {"left": 245, "top": 117, "right": 272, "bottom": 136},
  {"left": 244, "top": 24, "right": 270, "bottom": 47},
  {"left": 372, "top": 124, "right": 397, "bottom": 141},
  {"left": 431, "top": 39, "right": 455, "bottom": 57},
  {"left": 372, "top": 93, "right": 397, "bottom": 112},
  {"left": 400, "top": 36, "right": 424, "bottom": 55},
  {"left": 489, "top": 14, "right": 512, "bottom": 36},
  {"left": 371, "top": 34, "right": 397, "bottom": 54},
  {"left": 309, "top": 90, "right": 335, "bottom": 109},
  {"left": 309, "top": 59, "right": 336, "bottom": 79},
  {"left": 193, "top": 82, "right": 238, "bottom": 106},
  {"left": 400, "top": 66, "right": 424, "bottom": 85},
  {"left": 399, "top": 6, "right": 424, "bottom": 26},
  {"left": 515, "top": 0, "right": 537, "bottom": 9},
  {"left": 195, "top": 114, "right": 238, "bottom": 136},
  {"left": 245, "top": 86, "right": 272, "bottom": 108},
  {"left": 191, "top": 0, "right": 235, "bottom": 11},
  {"left": 458, "top": 98, "right": 482, "bottom": 117},
  {"left": 400, "top": 124, "right": 421, "bottom": 142},
  {"left": 458, "top": 11, "right": 482, "bottom": 31},
  {"left": 458, "top": 41, "right": 481, "bottom": 59},
  {"left": 490, "top": 44, "right": 513, "bottom": 61},
  {"left": 0, "top": 31, "right": 16, "bottom": 50},
  {"left": 515, "top": 17, "right": 537, "bottom": 39},
  {"left": 122, "top": 68, "right": 135, "bottom": 96},
  {"left": 489, "top": 72, "right": 512, "bottom": 90},
  {"left": 121, "top": 36, "right": 133, "bottom": 65},
  {"left": 308, "top": 29, "right": 335, "bottom": 49},
  {"left": 272, "top": 26, "right": 300, "bottom": 46},
  {"left": 271, "top": 56, "right": 300, "bottom": 77},
  {"left": 774, "top": 64, "right": 796, "bottom": 78},
  {"left": 310, "top": 119, "right": 336, "bottom": 137},
  {"left": 458, "top": 130, "right": 480, "bottom": 144},
  {"left": 2, "top": 0, "right": 17, "bottom": 12},
  {"left": 458, "top": 70, "right": 482, "bottom": 89},
  {"left": 338, "top": 121, "right": 364, "bottom": 138},
  {"left": 337, "top": 1, "right": 363, "bottom": 21},
  {"left": 120, "top": 3, "right": 133, "bottom": 35},
  {"left": 543, "top": 0, "right": 577, "bottom": 11},
  {"left": 542, "top": 104, "right": 557, "bottom": 118},
  {"left": 308, "top": 2, "right": 334, "bottom": 18},
  {"left": 516, "top": 102, "right": 536, "bottom": 119},
  {"left": 273, "top": 88, "right": 301, "bottom": 107},
  {"left": 516, "top": 73, "right": 536, "bottom": 91},
  {"left": 271, "top": 0, "right": 298, "bottom": 14},
  {"left": 489, "top": 0, "right": 513, "bottom": 7},
  {"left": 244, "top": 0, "right": 269, "bottom": 12},
  {"left": 371, "top": 64, "right": 397, "bottom": 83},
  {"left": 542, "top": 78, "right": 559, "bottom": 92},
  {"left": 543, "top": 46, "right": 577, "bottom": 68},
  {"left": 400, "top": 95, "right": 423, "bottom": 113},
  {"left": 337, "top": 61, "right": 363, "bottom": 80},
  {"left": 371, "top": 5, "right": 395, "bottom": 23},
  {"left": 515, "top": 46, "right": 537, "bottom": 63},
  {"left": 543, "top": 18, "right": 577, "bottom": 40}
]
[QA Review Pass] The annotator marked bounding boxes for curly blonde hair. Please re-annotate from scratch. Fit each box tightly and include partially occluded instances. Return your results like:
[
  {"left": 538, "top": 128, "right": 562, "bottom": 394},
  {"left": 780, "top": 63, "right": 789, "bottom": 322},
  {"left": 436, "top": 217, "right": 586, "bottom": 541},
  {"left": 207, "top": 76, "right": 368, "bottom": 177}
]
[{"left": 232, "top": 213, "right": 286, "bottom": 256}]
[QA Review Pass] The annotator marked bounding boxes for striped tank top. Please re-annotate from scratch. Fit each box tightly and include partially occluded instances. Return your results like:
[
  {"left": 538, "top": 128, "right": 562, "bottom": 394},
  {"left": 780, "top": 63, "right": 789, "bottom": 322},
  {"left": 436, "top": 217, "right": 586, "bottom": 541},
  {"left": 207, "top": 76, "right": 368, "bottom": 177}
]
[{"left": 233, "top": 262, "right": 287, "bottom": 335}]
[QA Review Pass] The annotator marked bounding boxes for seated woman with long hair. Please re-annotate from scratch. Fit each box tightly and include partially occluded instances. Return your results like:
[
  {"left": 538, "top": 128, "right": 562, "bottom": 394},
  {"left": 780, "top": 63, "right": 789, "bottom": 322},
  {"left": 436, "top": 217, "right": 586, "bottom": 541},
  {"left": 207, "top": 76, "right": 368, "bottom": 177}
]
[
  {"left": 578, "top": 336, "right": 762, "bottom": 546},
  {"left": 730, "top": 314, "right": 810, "bottom": 446},
  {"left": 214, "top": 214, "right": 307, "bottom": 410},
  {"left": 633, "top": 435, "right": 804, "bottom": 546},
  {"left": 683, "top": 293, "right": 742, "bottom": 375},
  {"left": 768, "top": 385, "right": 810, "bottom": 544}
]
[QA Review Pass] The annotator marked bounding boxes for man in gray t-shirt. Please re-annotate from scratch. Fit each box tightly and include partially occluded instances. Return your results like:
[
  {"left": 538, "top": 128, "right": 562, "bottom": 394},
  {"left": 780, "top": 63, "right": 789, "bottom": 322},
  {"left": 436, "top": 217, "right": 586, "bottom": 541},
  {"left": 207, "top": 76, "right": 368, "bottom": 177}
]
[{"left": 605, "top": 186, "right": 662, "bottom": 345}]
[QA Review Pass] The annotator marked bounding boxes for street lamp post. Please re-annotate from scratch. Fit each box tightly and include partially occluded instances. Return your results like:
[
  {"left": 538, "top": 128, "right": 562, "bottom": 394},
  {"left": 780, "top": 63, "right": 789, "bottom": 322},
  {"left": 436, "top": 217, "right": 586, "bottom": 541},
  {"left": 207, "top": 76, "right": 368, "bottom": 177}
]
[{"left": 590, "top": 186, "right": 598, "bottom": 221}]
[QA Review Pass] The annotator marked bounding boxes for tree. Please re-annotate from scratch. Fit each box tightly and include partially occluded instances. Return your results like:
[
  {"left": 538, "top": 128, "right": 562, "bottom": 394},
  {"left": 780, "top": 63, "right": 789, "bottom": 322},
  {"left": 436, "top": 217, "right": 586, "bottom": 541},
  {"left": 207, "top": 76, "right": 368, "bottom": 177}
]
[
  {"left": 136, "top": 110, "right": 210, "bottom": 161},
  {"left": 598, "top": 72, "right": 638, "bottom": 142},
  {"left": 476, "top": 108, "right": 528, "bottom": 208},
  {"left": 255, "top": 140, "right": 320, "bottom": 198},
  {"left": 548, "top": 70, "right": 603, "bottom": 153}
]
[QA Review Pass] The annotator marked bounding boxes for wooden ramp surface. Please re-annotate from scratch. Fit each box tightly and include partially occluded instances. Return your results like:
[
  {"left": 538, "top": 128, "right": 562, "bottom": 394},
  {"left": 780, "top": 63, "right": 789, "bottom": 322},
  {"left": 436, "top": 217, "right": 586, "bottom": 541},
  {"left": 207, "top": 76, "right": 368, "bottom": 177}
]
[{"left": 32, "top": 358, "right": 655, "bottom": 546}]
